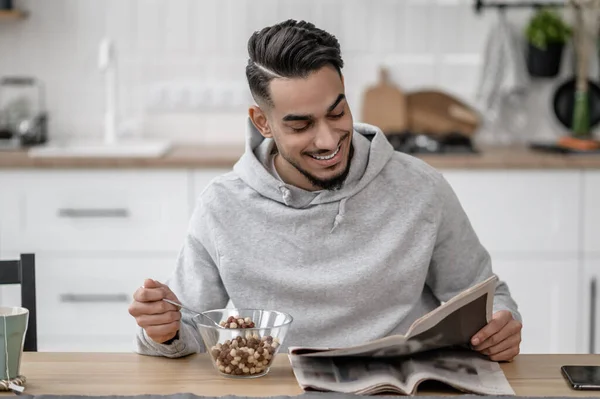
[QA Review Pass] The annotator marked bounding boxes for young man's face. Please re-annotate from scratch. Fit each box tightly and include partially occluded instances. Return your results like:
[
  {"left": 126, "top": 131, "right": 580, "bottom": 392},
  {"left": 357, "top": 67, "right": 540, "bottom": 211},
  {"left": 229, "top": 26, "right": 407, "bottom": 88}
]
[{"left": 254, "top": 66, "right": 354, "bottom": 191}]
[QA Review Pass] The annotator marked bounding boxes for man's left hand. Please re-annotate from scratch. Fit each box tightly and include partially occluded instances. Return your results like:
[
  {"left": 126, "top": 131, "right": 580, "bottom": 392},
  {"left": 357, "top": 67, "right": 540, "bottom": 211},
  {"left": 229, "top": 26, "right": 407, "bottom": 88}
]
[{"left": 470, "top": 310, "right": 522, "bottom": 362}]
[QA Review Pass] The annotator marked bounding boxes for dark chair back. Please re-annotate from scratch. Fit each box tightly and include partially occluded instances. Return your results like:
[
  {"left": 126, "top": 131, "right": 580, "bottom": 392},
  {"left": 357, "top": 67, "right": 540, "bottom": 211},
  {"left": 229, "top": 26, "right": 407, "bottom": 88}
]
[{"left": 0, "top": 254, "right": 37, "bottom": 351}]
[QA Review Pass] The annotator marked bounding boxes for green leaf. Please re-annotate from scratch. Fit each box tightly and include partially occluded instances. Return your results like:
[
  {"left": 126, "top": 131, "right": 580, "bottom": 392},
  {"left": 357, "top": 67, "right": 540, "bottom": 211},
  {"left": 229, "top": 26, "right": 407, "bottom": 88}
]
[{"left": 525, "top": 8, "right": 572, "bottom": 49}]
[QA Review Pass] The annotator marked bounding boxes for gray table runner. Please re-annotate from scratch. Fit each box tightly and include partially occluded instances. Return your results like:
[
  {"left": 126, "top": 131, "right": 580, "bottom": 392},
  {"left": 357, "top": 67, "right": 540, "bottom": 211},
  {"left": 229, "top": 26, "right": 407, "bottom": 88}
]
[{"left": 15, "top": 393, "right": 600, "bottom": 399}]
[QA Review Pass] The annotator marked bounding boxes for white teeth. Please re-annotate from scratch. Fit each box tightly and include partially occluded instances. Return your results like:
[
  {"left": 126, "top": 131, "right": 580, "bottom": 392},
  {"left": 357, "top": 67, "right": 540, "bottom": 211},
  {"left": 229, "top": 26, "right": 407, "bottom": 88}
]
[{"left": 311, "top": 145, "right": 340, "bottom": 161}]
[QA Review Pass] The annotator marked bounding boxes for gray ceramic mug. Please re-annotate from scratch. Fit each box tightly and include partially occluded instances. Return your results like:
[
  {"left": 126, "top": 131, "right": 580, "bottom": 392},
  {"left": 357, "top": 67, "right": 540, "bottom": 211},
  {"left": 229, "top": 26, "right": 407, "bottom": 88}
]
[{"left": 0, "top": 307, "right": 28, "bottom": 380}]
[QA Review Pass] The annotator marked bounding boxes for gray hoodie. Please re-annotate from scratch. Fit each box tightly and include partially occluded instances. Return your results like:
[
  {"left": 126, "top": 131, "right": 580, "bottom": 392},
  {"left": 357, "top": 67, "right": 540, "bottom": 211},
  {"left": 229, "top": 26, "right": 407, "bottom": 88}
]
[{"left": 134, "top": 119, "right": 521, "bottom": 358}]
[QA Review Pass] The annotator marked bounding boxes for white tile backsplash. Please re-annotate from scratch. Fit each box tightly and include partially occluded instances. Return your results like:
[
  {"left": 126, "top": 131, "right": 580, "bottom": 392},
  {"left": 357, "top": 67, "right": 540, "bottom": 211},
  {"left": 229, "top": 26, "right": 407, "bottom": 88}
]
[
  {"left": 136, "top": 0, "right": 165, "bottom": 58},
  {"left": 105, "top": 0, "right": 137, "bottom": 54},
  {"left": 311, "top": 0, "right": 342, "bottom": 42},
  {"left": 278, "top": 0, "right": 315, "bottom": 28},
  {"left": 246, "top": 0, "right": 281, "bottom": 34},
  {"left": 223, "top": 0, "right": 249, "bottom": 56},
  {"left": 0, "top": 0, "right": 575, "bottom": 144},
  {"left": 192, "top": 0, "right": 220, "bottom": 55},
  {"left": 340, "top": 0, "right": 370, "bottom": 54},
  {"left": 164, "top": 0, "right": 193, "bottom": 54},
  {"left": 370, "top": 0, "right": 400, "bottom": 54},
  {"left": 74, "top": 0, "right": 106, "bottom": 55},
  {"left": 401, "top": 1, "right": 435, "bottom": 54},
  {"left": 434, "top": 3, "right": 464, "bottom": 54}
]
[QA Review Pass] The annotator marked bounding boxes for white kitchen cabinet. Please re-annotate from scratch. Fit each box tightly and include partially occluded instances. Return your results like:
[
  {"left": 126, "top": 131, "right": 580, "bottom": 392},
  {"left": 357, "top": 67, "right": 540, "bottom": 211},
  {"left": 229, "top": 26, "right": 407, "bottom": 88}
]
[
  {"left": 0, "top": 169, "right": 29, "bottom": 310},
  {"left": 0, "top": 251, "right": 178, "bottom": 352},
  {"left": 34, "top": 253, "right": 176, "bottom": 352},
  {"left": 0, "top": 173, "right": 18, "bottom": 257},
  {"left": 442, "top": 170, "right": 583, "bottom": 354},
  {"left": 442, "top": 170, "right": 581, "bottom": 255},
  {"left": 581, "top": 258, "right": 600, "bottom": 354},
  {"left": 0, "top": 170, "right": 190, "bottom": 253},
  {"left": 584, "top": 172, "right": 600, "bottom": 254},
  {"left": 493, "top": 258, "right": 581, "bottom": 354},
  {"left": 581, "top": 173, "right": 600, "bottom": 353},
  {"left": 0, "top": 170, "right": 191, "bottom": 352}
]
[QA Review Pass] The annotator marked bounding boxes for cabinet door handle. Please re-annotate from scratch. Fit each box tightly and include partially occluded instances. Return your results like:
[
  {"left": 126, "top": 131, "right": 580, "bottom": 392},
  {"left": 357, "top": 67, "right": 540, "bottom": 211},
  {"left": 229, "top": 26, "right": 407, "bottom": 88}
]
[
  {"left": 590, "top": 277, "right": 597, "bottom": 354},
  {"left": 57, "top": 208, "right": 129, "bottom": 218},
  {"left": 59, "top": 293, "right": 129, "bottom": 303}
]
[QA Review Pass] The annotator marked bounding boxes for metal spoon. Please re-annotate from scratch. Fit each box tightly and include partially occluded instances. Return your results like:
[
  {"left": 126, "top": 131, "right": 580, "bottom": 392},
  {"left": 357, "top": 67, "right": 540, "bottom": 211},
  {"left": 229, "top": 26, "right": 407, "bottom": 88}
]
[{"left": 162, "top": 298, "right": 223, "bottom": 328}]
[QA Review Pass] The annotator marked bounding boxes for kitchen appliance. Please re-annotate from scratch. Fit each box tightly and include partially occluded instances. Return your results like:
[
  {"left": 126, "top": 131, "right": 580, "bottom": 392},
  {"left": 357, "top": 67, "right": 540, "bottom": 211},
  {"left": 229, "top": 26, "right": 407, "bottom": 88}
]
[
  {"left": 0, "top": 76, "right": 48, "bottom": 149},
  {"left": 386, "top": 131, "right": 478, "bottom": 155}
]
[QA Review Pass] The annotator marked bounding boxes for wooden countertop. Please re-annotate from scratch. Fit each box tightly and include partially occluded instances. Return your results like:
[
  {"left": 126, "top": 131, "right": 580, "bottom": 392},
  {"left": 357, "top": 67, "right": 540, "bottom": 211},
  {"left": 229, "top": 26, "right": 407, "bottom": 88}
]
[
  {"left": 7, "top": 352, "right": 600, "bottom": 396},
  {"left": 0, "top": 145, "right": 245, "bottom": 170},
  {"left": 2, "top": 144, "right": 600, "bottom": 170}
]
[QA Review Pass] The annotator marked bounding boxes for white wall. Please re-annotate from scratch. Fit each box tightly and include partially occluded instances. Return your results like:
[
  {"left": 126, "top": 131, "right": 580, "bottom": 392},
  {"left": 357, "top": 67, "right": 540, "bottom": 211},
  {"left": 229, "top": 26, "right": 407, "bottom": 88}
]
[{"left": 0, "top": 0, "right": 585, "bottom": 146}]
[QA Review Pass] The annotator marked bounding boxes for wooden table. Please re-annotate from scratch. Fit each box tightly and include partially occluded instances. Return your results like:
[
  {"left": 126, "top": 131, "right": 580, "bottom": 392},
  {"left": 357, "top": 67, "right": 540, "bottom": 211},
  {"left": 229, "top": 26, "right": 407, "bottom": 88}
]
[{"left": 6, "top": 353, "right": 600, "bottom": 396}]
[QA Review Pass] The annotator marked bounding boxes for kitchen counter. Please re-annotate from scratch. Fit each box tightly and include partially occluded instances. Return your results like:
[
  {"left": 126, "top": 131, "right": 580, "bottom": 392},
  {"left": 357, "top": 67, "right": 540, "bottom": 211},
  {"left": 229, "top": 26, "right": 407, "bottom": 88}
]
[
  {"left": 2, "top": 144, "right": 600, "bottom": 169},
  {"left": 0, "top": 145, "right": 245, "bottom": 169}
]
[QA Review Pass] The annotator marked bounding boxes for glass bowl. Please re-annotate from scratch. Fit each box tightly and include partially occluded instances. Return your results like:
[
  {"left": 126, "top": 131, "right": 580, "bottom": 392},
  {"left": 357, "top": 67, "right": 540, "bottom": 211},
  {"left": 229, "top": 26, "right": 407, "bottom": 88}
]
[{"left": 192, "top": 309, "right": 293, "bottom": 378}]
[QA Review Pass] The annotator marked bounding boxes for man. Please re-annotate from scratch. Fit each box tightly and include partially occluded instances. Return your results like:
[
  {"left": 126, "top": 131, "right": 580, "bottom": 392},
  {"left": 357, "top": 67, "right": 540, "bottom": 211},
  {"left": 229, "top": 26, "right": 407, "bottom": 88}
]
[{"left": 129, "top": 20, "right": 522, "bottom": 362}]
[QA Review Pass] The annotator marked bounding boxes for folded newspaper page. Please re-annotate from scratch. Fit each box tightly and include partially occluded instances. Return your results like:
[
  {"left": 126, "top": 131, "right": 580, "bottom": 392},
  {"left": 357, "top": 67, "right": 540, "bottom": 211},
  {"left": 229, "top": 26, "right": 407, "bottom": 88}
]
[
  {"left": 288, "top": 275, "right": 515, "bottom": 395},
  {"left": 289, "top": 348, "right": 514, "bottom": 395}
]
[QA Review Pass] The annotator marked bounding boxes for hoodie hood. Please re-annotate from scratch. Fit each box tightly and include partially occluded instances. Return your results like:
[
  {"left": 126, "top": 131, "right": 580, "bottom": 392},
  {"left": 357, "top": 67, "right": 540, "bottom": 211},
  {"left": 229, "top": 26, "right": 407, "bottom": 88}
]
[{"left": 233, "top": 118, "right": 395, "bottom": 231}]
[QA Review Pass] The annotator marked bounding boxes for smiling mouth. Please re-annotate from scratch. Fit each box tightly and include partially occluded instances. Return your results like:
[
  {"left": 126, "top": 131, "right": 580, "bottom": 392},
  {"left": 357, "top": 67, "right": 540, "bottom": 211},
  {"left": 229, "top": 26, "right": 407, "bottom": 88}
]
[{"left": 309, "top": 143, "right": 342, "bottom": 161}]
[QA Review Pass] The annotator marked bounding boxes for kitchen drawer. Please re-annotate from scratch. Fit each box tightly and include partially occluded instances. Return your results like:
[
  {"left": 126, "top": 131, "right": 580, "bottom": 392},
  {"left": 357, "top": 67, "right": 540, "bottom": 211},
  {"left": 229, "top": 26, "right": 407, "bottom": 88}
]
[
  {"left": 442, "top": 170, "right": 581, "bottom": 254},
  {"left": 584, "top": 172, "right": 600, "bottom": 253},
  {"left": 0, "top": 170, "right": 190, "bottom": 252},
  {"left": 35, "top": 254, "right": 175, "bottom": 349}
]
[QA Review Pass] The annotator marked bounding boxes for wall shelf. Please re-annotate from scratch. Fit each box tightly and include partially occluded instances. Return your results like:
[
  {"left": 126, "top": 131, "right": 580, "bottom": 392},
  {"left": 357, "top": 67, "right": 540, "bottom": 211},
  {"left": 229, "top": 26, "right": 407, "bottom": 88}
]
[
  {"left": 474, "top": 0, "right": 566, "bottom": 14},
  {"left": 0, "top": 9, "right": 27, "bottom": 20}
]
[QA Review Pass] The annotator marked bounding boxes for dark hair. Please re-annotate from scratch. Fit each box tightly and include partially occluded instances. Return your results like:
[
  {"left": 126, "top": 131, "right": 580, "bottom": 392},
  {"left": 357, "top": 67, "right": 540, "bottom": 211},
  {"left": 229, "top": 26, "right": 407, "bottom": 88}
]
[{"left": 245, "top": 19, "right": 344, "bottom": 107}]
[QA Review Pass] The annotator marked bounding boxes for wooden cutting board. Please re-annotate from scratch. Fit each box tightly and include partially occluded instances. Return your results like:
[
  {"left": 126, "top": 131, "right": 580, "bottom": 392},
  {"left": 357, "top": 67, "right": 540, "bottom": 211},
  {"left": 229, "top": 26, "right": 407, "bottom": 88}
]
[
  {"left": 361, "top": 68, "right": 408, "bottom": 134},
  {"left": 406, "top": 90, "right": 480, "bottom": 137}
]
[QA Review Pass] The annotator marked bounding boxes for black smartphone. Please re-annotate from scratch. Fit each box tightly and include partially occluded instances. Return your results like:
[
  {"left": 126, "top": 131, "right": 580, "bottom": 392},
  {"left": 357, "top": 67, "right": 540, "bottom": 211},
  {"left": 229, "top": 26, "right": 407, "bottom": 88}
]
[{"left": 561, "top": 365, "right": 600, "bottom": 390}]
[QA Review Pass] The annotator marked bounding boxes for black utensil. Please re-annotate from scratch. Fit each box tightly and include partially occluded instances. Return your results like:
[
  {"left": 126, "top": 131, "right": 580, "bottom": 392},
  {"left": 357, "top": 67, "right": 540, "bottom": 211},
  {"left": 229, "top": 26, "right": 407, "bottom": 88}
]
[{"left": 552, "top": 77, "right": 600, "bottom": 131}]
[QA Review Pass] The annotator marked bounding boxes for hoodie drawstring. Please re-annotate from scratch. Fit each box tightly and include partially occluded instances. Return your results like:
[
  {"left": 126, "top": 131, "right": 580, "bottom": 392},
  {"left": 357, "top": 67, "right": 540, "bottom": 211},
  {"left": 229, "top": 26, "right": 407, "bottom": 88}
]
[
  {"left": 279, "top": 185, "right": 347, "bottom": 233},
  {"left": 330, "top": 198, "right": 347, "bottom": 233}
]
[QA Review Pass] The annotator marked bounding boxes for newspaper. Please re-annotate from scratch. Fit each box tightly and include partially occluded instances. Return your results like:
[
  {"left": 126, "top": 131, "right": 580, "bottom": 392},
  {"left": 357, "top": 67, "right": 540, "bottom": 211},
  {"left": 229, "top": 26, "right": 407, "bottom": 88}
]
[{"left": 288, "top": 275, "right": 515, "bottom": 396}]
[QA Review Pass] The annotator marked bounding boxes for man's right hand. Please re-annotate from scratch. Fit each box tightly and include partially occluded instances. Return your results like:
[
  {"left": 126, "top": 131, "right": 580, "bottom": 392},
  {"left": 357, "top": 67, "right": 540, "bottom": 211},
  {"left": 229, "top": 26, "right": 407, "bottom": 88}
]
[{"left": 129, "top": 278, "right": 182, "bottom": 344}]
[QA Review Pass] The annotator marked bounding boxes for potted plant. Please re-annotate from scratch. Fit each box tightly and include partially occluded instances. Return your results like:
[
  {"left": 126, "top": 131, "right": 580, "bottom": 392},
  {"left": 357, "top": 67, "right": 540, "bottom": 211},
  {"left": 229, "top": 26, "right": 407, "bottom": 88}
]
[{"left": 525, "top": 8, "right": 572, "bottom": 77}]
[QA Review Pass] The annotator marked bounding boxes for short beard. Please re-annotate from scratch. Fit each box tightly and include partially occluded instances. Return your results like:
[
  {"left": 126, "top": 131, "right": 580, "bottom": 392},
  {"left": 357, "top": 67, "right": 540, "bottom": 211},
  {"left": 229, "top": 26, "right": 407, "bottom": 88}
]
[{"left": 280, "top": 143, "right": 354, "bottom": 191}]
